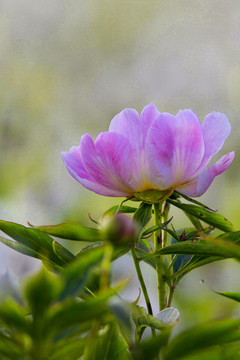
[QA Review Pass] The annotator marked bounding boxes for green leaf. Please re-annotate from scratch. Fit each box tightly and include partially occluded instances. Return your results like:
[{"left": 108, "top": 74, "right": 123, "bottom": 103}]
[
  {"left": 0, "top": 220, "right": 75, "bottom": 266},
  {"left": 0, "top": 299, "right": 31, "bottom": 335},
  {"left": 172, "top": 255, "right": 223, "bottom": 279},
  {"left": 49, "top": 337, "right": 85, "bottom": 360},
  {"left": 167, "top": 199, "right": 236, "bottom": 232},
  {"left": 109, "top": 298, "right": 132, "bottom": 344},
  {"left": 154, "top": 238, "right": 240, "bottom": 260},
  {"left": 29, "top": 222, "right": 101, "bottom": 242},
  {"left": 133, "top": 203, "right": 152, "bottom": 235},
  {"left": 59, "top": 246, "right": 105, "bottom": 300},
  {"left": 165, "top": 319, "right": 240, "bottom": 360},
  {"left": 104, "top": 205, "right": 137, "bottom": 217},
  {"left": 215, "top": 291, "right": 240, "bottom": 302},
  {"left": 24, "top": 268, "right": 62, "bottom": 317},
  {"left": 131, "top": 332, "right": 169, "bottom": 360}
]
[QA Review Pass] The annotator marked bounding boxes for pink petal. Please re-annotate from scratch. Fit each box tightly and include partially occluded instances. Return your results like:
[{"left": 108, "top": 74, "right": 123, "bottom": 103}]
[
  {"left": 199, "top": 112, "right": 231, "bottom": 169},
  {"left": 139, "top": 103, "right": 161, "bottom": 147},
  {"left": 109, "top": 108, "right": 141, "bottom": 151},
  {"left": 61, "top": 148, "right": 129, "bottom": 197},
  {"left": 177, "top": 151, "right": 235, "bottom": 197},
  {"left": 146, "top": 110, "right": 205, "bottom": 188},
  {"left": 80, "top": 132, "right": 134, "bottom": 194}
]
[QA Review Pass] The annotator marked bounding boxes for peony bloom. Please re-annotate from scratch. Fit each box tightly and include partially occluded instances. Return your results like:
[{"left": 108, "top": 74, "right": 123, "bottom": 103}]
[{"left": 61, "top": 104, "right": 234, "bottom": 198}]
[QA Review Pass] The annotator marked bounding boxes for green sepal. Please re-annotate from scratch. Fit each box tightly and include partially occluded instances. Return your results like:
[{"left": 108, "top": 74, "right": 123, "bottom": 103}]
[{"left": 133, "top": 189, "right": 173, "bottom": 204}]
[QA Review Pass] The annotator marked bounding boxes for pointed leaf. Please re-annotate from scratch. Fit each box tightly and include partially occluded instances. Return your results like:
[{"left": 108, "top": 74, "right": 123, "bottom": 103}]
[
  {"left": 0, "top": 220, "right": 75, "bottom": 266},
  {"left": 29, "top": 222, "right": 101, "bottom": 242},
  {"left": 215, "top": 292, "right": 240, "bottom": 302},
  {"left": 167, "top": 199, "right": 236, "bottom": 232}
]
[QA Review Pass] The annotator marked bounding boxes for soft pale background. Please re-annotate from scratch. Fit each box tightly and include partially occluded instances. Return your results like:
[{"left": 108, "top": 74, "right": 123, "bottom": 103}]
[{"left": 0, "top": 0, "right": 240, "bottom": 327}]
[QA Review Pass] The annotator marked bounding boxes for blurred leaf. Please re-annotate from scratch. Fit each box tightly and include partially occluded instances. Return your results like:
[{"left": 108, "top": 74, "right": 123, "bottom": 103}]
[
  {"left": 0, "top": 220, "right": 75, "bottom": 266},
  {"left": 29, "top": 222, "right": 101, "bottom": 242},
  {"left": 132, "top": 332, "right": 169, "bottom": 360},
  {"left": 104, "top": 205, "right": 137, "bottom": 218},
  {"left": 46, "top": 292, "right": 115, "bottom": 336},
  {"left": 49, "top": 337, "right": 85, "bottom": 360},
  {"left": 0, "top": 299, "right": 31, "bottom": 335},
  {"left": 165, "top": 319, "right": 240, "bottom": 360},
  {"left": 167, "top": 199, "right": 236, "bottom": 232},
  {"left": 59, "top": 246, "right": 105, "bottom": 300},
  {"left": 109, "top": 297, "right": 132, "bottom": 344},
  {"left": 215, "top": 291, "right": 240, "bottom": 302},
  {"left": 92, "top": 323, "right": 130, "bottom": 360},
  {"left": 24, "top": 269, "right": 62, "bottom": 317}
]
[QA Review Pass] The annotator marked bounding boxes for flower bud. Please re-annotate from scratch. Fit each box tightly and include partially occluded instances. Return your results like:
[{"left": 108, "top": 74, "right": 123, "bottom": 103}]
[{"left": 101, "top": 214, "right": 138, "bottom": 247}]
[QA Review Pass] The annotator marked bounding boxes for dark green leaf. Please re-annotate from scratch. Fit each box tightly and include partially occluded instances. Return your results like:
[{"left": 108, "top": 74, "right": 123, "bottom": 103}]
[
  {"left": 0, "top": 220, "right": 75, "bottom": 266},
  {"left": 29, "top": 222, "right": 101, "bottom": 242},
  {"left": 167, "top": 199, "right": 236, "bottom": 232}
]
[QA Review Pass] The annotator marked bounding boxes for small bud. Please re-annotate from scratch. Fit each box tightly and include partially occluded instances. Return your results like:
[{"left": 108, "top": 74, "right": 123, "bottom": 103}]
[{"left": 101, "top": 214, "right": 138, "bottom": 247}]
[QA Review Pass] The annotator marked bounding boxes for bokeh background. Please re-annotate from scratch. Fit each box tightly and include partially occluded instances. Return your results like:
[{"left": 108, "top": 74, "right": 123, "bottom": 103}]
[{"left": 0, "top": 0, "right": 240, "bottom": 329}]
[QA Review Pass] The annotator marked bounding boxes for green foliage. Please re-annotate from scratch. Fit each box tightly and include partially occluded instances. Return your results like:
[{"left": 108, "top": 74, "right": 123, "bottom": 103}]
[
  {"left": 167, "top": 198, "right": 236, "bottom": 232},
  {"left": 0, "top": 196, "right": 239, "bottom": 359},
  {"left": 30, "top": 222, "right": 101, "bottom": 242}
]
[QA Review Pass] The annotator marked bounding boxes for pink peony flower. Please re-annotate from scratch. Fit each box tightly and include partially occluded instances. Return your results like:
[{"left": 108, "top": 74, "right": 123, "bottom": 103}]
[{"left": 61, "top": 104, "right": 234, "bottom": 198}]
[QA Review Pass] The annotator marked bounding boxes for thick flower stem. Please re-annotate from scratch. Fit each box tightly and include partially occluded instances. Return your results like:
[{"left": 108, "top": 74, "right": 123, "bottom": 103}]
[
  {"left": 131, "top": 246, "right": 156, "bottom": 336},
  {"left": 154, "top": 203, "right": 167, "bottom": 311}
]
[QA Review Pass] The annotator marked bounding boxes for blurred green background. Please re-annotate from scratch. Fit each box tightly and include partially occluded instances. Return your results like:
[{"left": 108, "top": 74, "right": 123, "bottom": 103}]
[{"left": 0, "top": 0, "right": 240, "bottom": 328}]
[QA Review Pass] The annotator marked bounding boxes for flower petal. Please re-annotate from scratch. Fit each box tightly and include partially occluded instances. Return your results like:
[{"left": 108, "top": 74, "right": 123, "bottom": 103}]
[
  {"left": 61, "top": 148, "right": 128, "bottom": 197},
  {"left": 109, "top": 108, "right": 141, "bottom": 149},
  {"left": 146, "top": 110, "right": 205, "bottom": 188},
  {"left": 177, "top": 151, "right": 235, "bottom": 197},
  {"left": 199, "top": 112, "right": 231, "bottom": 168},
  {"left": 80, "top": 132, "right": 134, "bottom": 194}
]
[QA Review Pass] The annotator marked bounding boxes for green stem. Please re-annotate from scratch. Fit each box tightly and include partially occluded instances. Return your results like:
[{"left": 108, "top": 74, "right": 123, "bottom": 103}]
[
  {"left": 154, "top": 203, "right": 167, "bottom": 311},
  {"left": 131, "top": 246, "right": 156, "bottom": 336},
  {"left": 131, "top": 246, "right": 153, "bottom": 315}
]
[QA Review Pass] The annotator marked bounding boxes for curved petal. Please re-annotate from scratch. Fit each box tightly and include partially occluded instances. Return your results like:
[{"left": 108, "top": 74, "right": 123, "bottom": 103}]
[
  {"left": 80, "top": 132, "right": 134, "bottom": 194},
  {"left": 198, "top": 112, "right": 231, "bottom": 170},
  {"left": 109, "top": 108, "right": 141, "bottom": 149},
  {"left": 140, "top": 103, "right": 161, "bottom": 147},
  {"left": 146, "top": 110, "right": 205, "bottom": 188},
  {"left": 177, "top": 151, "right": 235, "bottom": 197},
  {"left": 61, "top": 149, "right": 128, "bottom": 196}
]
